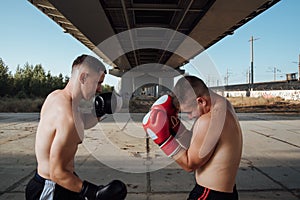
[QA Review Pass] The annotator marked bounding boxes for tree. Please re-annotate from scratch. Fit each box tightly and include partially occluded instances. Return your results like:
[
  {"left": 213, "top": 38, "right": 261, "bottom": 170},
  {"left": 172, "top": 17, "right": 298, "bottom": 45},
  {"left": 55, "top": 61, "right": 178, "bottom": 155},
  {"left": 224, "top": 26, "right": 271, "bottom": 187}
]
[
  {"left": 14, "top": 63, "right": 34, "bottom": 97},
  {"left": 0, "top": 59, "right": 112, "bottom": 98},
  {"left": 51, "top": 73, "right": 65, "bottom": 90},
  {"left": 102, "top": 84, "right": 114, "bottom": 92},
  {"left": 0, "top": 58, "right": 13, "bottom": 96}
]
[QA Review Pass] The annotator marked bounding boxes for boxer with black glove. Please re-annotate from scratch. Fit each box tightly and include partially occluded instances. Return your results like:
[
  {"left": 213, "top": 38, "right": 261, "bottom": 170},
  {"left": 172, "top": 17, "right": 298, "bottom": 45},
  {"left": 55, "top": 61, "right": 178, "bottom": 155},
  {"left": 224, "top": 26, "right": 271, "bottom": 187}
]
[{"left": 25, "top": 55, "right": 128, "bottom": 200}]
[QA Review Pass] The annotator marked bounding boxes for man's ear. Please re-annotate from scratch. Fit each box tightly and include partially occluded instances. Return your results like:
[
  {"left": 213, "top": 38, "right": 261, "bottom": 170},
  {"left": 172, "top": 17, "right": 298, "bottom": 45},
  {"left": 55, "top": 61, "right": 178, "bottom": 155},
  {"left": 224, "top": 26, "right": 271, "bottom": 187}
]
[
  {"left": 79, "top": 72, "right": 86, "bottom": 84},
  {"left": 196, "top": 97, "right": 206, "bottom": 106}
]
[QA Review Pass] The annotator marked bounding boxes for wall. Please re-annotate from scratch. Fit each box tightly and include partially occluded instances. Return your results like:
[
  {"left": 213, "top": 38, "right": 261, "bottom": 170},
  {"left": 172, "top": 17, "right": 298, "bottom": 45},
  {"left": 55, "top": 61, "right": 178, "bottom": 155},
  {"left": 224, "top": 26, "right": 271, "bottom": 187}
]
[{"left": 222, "top": 90, "right": 300, "bottom": 101}]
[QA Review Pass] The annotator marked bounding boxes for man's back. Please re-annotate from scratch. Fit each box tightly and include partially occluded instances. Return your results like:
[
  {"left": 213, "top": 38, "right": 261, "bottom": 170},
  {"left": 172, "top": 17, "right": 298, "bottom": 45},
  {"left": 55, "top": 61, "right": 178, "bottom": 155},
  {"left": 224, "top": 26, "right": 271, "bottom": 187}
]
[{"left": 195, "top": 99, "right": 243, "bottom": 192}]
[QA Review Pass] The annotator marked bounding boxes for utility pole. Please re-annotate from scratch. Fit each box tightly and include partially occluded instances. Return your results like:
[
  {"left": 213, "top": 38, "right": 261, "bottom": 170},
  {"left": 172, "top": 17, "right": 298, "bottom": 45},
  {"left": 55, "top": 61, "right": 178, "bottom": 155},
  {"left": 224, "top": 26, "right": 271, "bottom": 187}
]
[
  {"left": 266, "top": 66, "right": 281, "bottom": 81},
  {"left": 226, "top": 68, "right": 229, "bottom": 85},
  {"left": 298, "top": 54, "right": 300, "bottom": 81},
  {"left": 292, "top": 54, "right": 300, "bottom": 81},
  {"left": 224, "top": 67, "right": 231, "bottom": 86},
  {"left": 273, "top": 67, "right": 281, "bottom": 81},
  {"left": 248, "top": 36, "right": 259, "bottom": 90}
]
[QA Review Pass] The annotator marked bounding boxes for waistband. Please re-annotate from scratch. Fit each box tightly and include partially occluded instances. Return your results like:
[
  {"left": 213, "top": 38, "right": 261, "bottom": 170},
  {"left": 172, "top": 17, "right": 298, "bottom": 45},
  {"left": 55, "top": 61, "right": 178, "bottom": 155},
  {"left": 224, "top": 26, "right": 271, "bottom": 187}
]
[
  {"left": 194, "top": 183, "right": 237, "bottom": 195},
  {"left": 33, "top": 170, "right": 79, "bottom": 183},
  {"left": 34, "top": 171, "right": 48, "bottom": 183}
]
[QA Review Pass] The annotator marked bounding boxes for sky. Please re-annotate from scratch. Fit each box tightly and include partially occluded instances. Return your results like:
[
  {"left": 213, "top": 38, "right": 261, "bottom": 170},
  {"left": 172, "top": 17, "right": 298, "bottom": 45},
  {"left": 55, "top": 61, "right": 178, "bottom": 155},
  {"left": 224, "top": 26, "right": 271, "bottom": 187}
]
[{"left": 0, "top": 0, "right": 299, "bottom": 87}]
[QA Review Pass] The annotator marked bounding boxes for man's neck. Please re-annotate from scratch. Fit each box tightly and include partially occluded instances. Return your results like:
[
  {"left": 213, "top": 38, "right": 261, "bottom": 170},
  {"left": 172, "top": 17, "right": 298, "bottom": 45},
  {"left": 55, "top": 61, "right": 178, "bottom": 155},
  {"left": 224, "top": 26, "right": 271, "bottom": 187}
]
[{"left": 64, "top": 80, "right": 82, "bottom": 108}]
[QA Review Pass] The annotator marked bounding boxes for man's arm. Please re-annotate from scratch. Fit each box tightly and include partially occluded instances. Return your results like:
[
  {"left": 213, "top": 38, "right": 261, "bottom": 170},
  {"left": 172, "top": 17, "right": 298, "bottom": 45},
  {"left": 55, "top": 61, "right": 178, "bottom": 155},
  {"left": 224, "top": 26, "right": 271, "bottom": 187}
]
[
  {"left": 82, "top": 113, "right": 99, "bottom": 129},
  {"left": 82, "top": 92, "right": 123, "bottom": 129},
  {"left": 173, "top": 115, "right": 216, "bottom": 172},
  {"left": 49, "top": 115, "right": 83, "bottom": 192},
  {"left": 49, "top": 114, "right": 128, "bottom": 199}
]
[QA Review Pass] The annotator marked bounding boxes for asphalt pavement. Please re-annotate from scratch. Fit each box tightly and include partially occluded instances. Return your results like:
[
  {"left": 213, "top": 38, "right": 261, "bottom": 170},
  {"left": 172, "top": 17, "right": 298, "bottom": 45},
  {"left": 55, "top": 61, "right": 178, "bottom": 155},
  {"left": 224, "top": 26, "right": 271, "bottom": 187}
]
[{"left": 0, "top": 112, "right": 299, "bottom": 200}]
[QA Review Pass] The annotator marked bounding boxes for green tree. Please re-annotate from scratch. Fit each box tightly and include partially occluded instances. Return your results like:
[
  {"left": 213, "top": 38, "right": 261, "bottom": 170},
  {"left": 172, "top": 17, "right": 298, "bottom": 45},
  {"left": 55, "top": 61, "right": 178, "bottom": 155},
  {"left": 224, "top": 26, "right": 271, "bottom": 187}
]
[
  {"left": 102, "top": 84, "right": 114, "bottom": 92},
  {"left": 0, "top": 58, "right": 13, "bottom": 96},
  {"left": 51, "top": 73, "right": 65, "bottom": 90},
  {"left": 14, "top": 63, "right": 34, "bottom": 97},
  {"left": 31, "top": 64, "right": 46, "bottom": 97}
]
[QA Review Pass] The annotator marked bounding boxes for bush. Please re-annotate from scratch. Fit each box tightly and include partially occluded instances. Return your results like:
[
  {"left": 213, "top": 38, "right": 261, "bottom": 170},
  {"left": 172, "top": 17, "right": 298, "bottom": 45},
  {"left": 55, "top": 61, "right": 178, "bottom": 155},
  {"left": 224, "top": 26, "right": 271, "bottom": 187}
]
[{"left": 0, "top": 97, "right": 45, "bottom": 112}]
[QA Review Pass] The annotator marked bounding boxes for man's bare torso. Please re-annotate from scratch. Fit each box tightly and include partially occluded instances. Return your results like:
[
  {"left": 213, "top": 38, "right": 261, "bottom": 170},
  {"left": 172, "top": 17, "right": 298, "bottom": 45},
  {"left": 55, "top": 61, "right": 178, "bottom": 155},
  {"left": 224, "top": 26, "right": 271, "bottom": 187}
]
[
  {"left": 195, "top": 99, "right": 243, "bottom": 192},
  {"left": 35, "top": 90, "right": 82, "bottom": 179}
]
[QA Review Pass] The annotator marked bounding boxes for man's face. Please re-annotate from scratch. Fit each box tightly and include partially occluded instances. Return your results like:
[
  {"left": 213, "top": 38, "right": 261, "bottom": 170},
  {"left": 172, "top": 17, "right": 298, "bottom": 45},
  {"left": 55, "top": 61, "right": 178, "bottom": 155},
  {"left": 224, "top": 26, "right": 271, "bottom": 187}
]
[
  {"left": 96, "top": 72, "right": 105, "bottom": 93},
  {"left": 180, "top": 98, "right": 201, "bottom": 120},
  {"left": 82, "top": 71, "right": 105, "bottom": 100}
]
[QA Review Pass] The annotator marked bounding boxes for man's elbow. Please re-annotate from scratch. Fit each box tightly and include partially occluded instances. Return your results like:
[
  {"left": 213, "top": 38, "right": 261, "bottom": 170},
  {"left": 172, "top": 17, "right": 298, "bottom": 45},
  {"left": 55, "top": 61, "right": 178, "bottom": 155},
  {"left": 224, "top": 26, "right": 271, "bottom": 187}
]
[
  {"left": 184, "top": 157, "right": 209, "bottom": 172},
  {"left": 49, "top": 169, "right": 59, "bottom": 182},
  {"left": 49, "top": 167, "right": 64, "bottom": 183},
  {"left": 181, "top": 162, "right": 199, "bottom": 172},
  {"left": 182, "top": 166, "right": 195, "bottom": 173}
]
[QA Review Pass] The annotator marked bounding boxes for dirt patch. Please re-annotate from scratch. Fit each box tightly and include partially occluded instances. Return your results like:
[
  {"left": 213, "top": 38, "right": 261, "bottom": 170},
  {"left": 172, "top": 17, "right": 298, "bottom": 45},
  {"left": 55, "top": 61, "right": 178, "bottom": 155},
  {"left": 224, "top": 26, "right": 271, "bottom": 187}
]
[
  {"left": 129, "top": 95, "right": 156, "bottom": 113},
  {"left": 228, "top": 97, "right": 300, "bottom": 113},
  {"left": 129, "top": 96, "right": 300, "bottom": 113}
]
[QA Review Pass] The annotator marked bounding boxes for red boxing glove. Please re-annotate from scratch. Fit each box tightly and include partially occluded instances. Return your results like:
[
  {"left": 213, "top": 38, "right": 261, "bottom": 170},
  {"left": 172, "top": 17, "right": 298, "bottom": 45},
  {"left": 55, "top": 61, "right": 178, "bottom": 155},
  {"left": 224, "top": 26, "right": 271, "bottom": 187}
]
[
  {"left": 142, "top": 109, "right": 182, "bottom": 157},
  {"left": 151, "top": 95, "right": 181, "bottom": 135},
  {"left": 151, "top": 95, "right": 191, "bottom": 149}
]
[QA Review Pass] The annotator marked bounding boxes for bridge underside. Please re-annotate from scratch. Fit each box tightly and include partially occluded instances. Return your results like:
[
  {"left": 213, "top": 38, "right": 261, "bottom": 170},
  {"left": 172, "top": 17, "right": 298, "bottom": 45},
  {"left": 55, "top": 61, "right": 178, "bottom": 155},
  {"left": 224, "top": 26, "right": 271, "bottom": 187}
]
[
  {"left": 29, "top": 0, "right": 280, "bottom": 105},
  {"left": 29, "top": 0, "right": 280, "bottom": 75}
]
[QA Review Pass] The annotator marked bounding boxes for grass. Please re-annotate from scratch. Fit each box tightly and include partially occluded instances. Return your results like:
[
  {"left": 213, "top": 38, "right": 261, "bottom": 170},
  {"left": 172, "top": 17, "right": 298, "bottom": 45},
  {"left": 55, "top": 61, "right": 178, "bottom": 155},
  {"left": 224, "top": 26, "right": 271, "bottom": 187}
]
[
  {"left": 227, "top": 96, "right": 300, "bottom": 113},
  {"left": 0, "top": 96, "right": 299, "bottom": 113},
  {"left": 227, "top": 96, "right": 284, "bottom": 107}
]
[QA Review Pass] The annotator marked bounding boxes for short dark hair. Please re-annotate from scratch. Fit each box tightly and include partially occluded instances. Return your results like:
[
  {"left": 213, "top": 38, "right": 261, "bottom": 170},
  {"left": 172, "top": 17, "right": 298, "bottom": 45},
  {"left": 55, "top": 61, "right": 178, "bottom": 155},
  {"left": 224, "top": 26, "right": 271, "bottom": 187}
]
[
  {"left": 173, "top": 75, "right": 209, "bottom": 108},
  {"left": 72, "top": 54, "right": 107, "bottom": 74}
]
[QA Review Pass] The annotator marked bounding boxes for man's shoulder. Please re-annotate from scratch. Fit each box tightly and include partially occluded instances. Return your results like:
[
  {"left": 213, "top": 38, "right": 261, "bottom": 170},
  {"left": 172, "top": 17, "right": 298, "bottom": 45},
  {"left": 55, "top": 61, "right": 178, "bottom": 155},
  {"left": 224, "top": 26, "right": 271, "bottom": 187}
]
[
  {"left": 46, "top": 90, "right": 71, "bottom": 107},
  {"left": 194, "top": 114, "right": 211, "bottom": 131},
  {"left": 42, "top": 90, "right": 73, "bottom": 118},
  {"left": 47, "top": 89, "right": 67, "bottom": 100}
]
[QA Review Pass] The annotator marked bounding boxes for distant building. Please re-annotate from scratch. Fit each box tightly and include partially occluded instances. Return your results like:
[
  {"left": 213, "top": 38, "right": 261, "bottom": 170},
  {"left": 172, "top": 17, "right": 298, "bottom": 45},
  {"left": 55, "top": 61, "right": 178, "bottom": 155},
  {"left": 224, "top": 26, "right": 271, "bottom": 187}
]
[{"left": 286, "top": 73, "right": 297, "bottom": 82}]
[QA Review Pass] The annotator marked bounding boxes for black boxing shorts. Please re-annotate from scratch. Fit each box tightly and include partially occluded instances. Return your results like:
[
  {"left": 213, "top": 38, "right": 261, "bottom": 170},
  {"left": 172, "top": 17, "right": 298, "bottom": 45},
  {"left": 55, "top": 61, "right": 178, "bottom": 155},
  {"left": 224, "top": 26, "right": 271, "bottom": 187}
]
[
  {"left": 25, "top": 171, "right": 81, "bottom": 200},
  {"left": 187, "top": 183, "right": 238, "bottom": 200}
]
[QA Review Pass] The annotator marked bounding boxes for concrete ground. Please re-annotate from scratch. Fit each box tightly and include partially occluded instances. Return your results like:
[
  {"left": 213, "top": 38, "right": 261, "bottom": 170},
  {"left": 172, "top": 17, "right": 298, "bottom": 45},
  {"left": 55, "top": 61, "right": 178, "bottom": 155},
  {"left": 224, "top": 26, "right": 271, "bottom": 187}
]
[{"left": 0, "top": 112, "right": 299, "bottom": 200}]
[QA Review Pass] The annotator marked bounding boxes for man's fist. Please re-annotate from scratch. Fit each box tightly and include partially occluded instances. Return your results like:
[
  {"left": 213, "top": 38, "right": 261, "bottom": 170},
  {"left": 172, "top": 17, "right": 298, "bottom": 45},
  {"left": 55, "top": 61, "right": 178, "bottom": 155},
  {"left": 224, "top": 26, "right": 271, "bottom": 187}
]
[
  {"left": 143, "top": 109, "right": 170, "bottom": 145},
  {"left": 143, "top": 102, "right": 183, "bottom": 157},
  {"left": 80, "top": 180, "right": 127, "bottom": 200},
  {"left": 151, "top": 95, "right": 181, "bottom": 135},
  {"left": 148, "top": 95, "right": 192, "bottom": 149},
  {"left": 94, "top": 92, "right": 122, "bottom": 118}
]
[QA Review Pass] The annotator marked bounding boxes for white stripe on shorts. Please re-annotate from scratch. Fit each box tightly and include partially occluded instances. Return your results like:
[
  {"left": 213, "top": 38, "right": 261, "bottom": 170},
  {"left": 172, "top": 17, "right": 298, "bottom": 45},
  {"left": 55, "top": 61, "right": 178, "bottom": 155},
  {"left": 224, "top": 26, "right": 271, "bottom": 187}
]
[{"left": 39, "top": 180, "right": 55, "bottom": 200}]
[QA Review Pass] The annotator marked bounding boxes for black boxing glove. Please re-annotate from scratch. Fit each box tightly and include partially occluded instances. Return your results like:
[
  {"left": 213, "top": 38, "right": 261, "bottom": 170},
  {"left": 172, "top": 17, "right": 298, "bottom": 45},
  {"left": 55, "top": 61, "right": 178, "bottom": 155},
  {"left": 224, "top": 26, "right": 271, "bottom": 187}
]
[
  {"left": 80, "top": 180, "right": 127, "bottom": 200},
  {"left": 94, "top": 92, "right": 122, "bottom": 118}
]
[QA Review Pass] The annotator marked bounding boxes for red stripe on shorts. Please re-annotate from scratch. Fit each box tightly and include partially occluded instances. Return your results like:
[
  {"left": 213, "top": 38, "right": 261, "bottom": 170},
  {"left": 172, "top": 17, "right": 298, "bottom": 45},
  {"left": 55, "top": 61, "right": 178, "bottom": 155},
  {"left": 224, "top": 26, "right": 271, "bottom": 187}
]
[{"left": 197, "top": 188, "right": 210, "bottom": 200}]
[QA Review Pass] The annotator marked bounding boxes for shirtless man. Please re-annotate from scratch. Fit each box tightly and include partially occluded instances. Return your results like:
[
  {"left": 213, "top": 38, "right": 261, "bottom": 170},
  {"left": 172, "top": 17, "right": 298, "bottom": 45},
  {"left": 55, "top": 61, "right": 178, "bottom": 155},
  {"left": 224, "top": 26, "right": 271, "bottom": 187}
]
[
  {"left": 143, "top": 75, "right": 243, "bottom": 200},
  {"left": 25, "top": 55, "right": 127, "bottom": 200}
]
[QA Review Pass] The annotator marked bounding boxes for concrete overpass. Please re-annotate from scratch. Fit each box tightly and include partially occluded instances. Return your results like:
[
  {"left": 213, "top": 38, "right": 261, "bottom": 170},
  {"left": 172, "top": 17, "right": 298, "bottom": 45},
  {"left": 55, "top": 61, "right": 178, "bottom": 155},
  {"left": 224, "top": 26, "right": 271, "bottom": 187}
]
[{"left": 28, "top": 0, "right": 280, "bottom": 105}]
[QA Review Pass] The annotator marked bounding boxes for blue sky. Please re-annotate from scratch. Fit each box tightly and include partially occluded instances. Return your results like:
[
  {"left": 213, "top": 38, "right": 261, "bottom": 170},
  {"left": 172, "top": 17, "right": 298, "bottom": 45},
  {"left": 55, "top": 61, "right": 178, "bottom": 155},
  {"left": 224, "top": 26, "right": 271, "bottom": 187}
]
[{"left": 0, "top": 0, "right": 299, "bottom": 87}]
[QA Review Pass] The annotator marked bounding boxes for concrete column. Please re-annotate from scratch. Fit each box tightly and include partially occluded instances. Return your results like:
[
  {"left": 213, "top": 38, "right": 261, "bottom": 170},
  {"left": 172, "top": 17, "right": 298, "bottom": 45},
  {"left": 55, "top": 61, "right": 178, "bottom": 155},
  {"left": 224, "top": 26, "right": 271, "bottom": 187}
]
[
  {"left": 120, "top": 77, "right": 134, "bottom": 108},
  {"left": 118, "top": 64, "right": 184, "bottom": 109},
  {"left": 158, "top": 77, "right": 174, "bottom": 96}
]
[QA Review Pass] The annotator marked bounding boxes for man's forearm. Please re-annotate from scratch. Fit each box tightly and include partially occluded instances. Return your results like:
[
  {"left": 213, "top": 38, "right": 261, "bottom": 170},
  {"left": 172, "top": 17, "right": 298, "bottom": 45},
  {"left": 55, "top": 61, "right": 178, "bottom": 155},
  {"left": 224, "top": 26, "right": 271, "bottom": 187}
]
[{"left": 82, "top": 113, "right": 99, "bottom": 129}]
